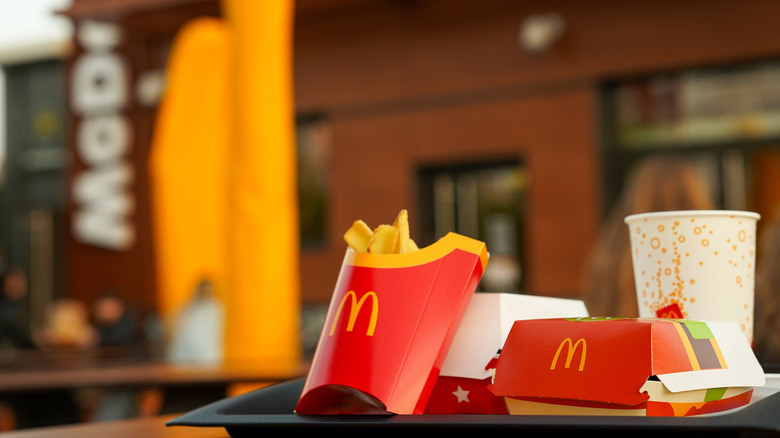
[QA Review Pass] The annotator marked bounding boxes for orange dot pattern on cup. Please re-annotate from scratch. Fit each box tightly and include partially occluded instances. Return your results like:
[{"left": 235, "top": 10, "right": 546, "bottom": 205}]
[{"left": 628, "top": 213, "right": 756, "bottom": 342}]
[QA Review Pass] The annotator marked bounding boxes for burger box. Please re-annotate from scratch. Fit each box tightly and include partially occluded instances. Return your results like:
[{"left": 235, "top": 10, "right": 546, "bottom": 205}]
[
  {"left": 489, "top": 317, "right": 766, "bottom": 417},
  {"left": 295, "top": 232, "right": 488, "bottom": 415},
  {"left": 424, "top": 293, "right": 589, "bottom": 414}
]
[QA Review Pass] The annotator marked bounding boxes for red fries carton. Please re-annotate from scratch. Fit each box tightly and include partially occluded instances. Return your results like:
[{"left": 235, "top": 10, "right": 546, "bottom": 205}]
[
  {"left": 295, "top": 232, "right": 488, "bottom": 415},
  {"left": 424, "top": 293, "right": 589, "bottom": 414},
  {"left": 490, "top": 318, "right": 765, "bottom": 417}
]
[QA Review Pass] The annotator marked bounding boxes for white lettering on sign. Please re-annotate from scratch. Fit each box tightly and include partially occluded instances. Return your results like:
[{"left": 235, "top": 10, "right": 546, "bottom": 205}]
[
  {"left": 70, "top": 20, "right": 134, "bottom": 250},
  {"left": 72, "top": 163, "right": 135, "bottom": 249}
]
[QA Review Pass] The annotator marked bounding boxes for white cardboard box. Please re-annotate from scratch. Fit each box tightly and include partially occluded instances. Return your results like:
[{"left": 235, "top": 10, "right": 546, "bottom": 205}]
[{"left": 439, "top": 292, "right": 589, "bottom": 380}]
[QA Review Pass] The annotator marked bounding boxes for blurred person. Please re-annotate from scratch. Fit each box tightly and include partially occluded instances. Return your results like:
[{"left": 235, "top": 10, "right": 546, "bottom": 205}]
[
  {"left": 92, "top": 290, "right": 139, "bottom": 347},
  {"left": 754, "top": 207, "right": 780, "bottom": 366},
  {"left": 167, "top": 278, "right": 224, "bottom": 365},
  {"left": 85, "top": 291, "right": 146, "bottom": 422},
  {"left": 3, "top": 295, "right": 86, "bottom": 429},
  {"left": 141, "top": 309, "right": 166, "bottom": 359},
  {"left": 583, "top": 154, "right": 716, "bottom": 318},
  {"left": 0, "top": 265, "right": 34, "bottom": 350},
  {"left": 35, "top": 299, "right": 95, "bottom": 349}
]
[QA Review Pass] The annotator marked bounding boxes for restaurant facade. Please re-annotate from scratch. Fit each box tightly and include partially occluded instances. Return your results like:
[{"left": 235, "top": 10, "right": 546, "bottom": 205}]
[{"left": 5, "top": 0, "right": 780, "bottom": 351}]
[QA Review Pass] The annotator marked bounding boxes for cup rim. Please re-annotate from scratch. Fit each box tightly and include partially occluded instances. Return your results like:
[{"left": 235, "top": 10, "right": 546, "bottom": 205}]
[{"left": 624, "top": 210, "right": 761, "bottom": 224}]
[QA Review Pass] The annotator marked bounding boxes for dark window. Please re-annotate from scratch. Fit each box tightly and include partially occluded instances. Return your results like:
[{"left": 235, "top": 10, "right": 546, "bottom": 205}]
[
  {"left": 296, "top": 115, "right": 330, "bottom": 247},
  {"left": 417, "top": 159, "right": 528, "bottom": 292},
  {"left": 601, "top": 60, "right": 780, "bottom": 225}
]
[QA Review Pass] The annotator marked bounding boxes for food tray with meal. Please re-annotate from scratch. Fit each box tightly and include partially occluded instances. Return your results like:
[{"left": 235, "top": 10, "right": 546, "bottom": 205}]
[
  {"left": 167, "top": 375, "right": 780, "bottom": 436},
  {"left": 169, "top": 210, "right": 780, "bottom": 435}
]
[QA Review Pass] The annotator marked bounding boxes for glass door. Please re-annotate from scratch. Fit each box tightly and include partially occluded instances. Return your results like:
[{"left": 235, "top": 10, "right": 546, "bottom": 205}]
[{"left": 417, "top": 160, "right": 528, "bottom": 292}]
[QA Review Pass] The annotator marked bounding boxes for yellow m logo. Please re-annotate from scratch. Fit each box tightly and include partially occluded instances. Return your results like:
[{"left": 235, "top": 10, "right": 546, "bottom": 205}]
[
  {"left": 550, "top": 337, "right": 587, "bottom": 371},
  {"left": 329, "top": 290, "right": 378, "bottom": 336}
]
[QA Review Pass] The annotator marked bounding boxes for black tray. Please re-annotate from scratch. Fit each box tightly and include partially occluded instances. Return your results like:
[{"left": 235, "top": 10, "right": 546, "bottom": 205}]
[{"left": 167, "top": 377, "right": 780, "bottom": 436}]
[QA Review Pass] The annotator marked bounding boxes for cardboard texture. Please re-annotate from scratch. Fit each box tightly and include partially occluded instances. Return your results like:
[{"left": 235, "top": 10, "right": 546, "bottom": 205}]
[
  {"left": 490, "top": 318, "right": 765, "bottom": 417},
  {"left": 295, "top": 232, "right": 488, "bottom": 415},
  {"left": 424, "top": 293, "right": 589, "bottom": 414}
]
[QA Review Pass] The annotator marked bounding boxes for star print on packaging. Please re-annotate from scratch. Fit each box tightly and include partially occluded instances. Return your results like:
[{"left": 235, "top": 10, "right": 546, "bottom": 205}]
[
  {"left": 424, "top": 376, "right": 508, "bottom": 414},
  {"left": 453, "top": 386, "right": 470, "bottom": 403},
  {"left": 423, "top": 293, "right": 589, "bottom": 414}
]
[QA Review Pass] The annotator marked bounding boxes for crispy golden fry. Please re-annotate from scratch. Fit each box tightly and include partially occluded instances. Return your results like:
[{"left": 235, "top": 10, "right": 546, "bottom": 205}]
[
  {"left": 343, "top": 220, "right": 373, "bottom": 253},
  {"left": 392, "top": 209, "right": 419, "bottom": 253},
  {"left": 392, "top": 209, "right": 409, "bottom": 253},
  {"left": 401, "top": 237, "right": 419, "bottom": 253},
  {"left": 343, "top": 209, "right": 420, "bottom": 254},
  {"left": 367, "top": 224, "right": 398, "bottom": 254}
]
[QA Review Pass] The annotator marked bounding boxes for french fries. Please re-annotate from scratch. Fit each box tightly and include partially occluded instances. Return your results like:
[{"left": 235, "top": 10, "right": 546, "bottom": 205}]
[
  {"left": 343, "top": 209, "right": 420, "bottom": 254},
  {"left": 343, "top": 219, "right": 373, "bottom": 253}
]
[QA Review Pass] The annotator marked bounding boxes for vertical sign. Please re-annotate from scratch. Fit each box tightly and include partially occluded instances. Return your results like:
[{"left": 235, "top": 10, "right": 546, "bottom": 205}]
[
  {"left": 221, "top": 0, "right": 301, "bottom": 366},
  {"left": 150, "top": 1, "right": 301, "bottom": 366},
  {"left": 70, "top": 20, "right": 134, "bottom": 251},
  {"left": 148, "top": 18, "right": 231, "bottom": 332}
]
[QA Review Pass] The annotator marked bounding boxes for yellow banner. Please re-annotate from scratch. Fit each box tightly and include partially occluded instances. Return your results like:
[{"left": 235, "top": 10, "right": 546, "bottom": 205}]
[
  {"left": 221, "top": 0, "right": 301, "bottom": 366},
  {"left": 149, "top": 18, "right": 232, "bottom": 322},
  {"left": 150, "top": 0, "right": 300, "bottom": 369}
]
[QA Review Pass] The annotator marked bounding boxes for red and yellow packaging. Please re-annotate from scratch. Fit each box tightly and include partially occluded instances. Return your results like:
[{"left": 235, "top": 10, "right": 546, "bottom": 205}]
[
  {"left": 424, "top": 293, "right": 589, "bottom": 414},
  {"left": 295, "top": 232, "right": 488, "bottom": 415},
  {"left": 490, "top": 318, "right": 765, "bottom": 417}
]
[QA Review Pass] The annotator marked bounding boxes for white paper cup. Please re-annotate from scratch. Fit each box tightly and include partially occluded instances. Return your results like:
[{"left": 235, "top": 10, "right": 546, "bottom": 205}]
[{"left": 624, "top": 210, "right": 760, "bottom": 343}]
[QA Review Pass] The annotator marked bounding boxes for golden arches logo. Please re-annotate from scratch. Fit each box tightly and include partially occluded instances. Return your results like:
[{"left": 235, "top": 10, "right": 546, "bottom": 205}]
[
  {"left": 550, "top": 337, "right": 587, "bottom": 371},
  {"left": 329, "top": 290, "right": 378, "bottom": 336}
]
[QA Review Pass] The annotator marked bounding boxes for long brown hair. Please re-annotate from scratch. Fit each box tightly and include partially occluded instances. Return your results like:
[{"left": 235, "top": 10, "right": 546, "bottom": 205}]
[
  {"left": 755, "top": 209, "right": 780, "bottom": 363},
  {"left": 583, "top": 154, "right": 715, "bottom": 317}
]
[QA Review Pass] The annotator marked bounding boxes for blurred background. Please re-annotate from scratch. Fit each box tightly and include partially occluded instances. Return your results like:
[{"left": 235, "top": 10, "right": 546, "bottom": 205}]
[{"left": 3, "top": 0, "right": 780, "bottom": 430}]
